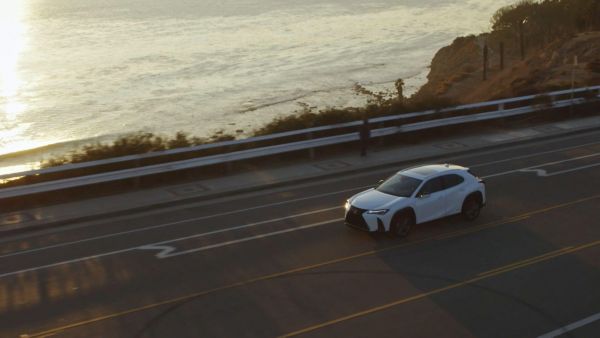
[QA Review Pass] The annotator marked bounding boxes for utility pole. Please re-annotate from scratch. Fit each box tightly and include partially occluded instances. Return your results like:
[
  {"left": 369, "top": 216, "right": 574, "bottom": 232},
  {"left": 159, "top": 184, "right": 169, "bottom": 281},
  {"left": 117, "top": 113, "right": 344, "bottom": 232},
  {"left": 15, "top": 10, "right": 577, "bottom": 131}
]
[
  {"left": 570, "top": 55, "right": 578, "bottom": 113},
  {"left": 519, "top": 18, "right": 527, "bottom": 60},
  {"left": 500, "top": 42, "right": 504, "bottom": 70},
  {"left": 483, "top": 43, "right": 488, "bottom": 81}
]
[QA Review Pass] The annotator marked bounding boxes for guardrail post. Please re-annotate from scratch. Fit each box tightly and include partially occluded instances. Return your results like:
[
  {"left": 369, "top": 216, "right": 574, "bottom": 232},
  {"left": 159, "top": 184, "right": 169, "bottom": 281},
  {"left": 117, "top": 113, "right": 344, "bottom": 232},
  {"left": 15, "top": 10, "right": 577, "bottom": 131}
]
[
  {"left": 307, "top": 132, "right": 315, "bottom": 160},
  {"left": 133, "top": 159, "right": 141, "bottom": 188},
  {"left": 498, "top": 103, "right": 504, "bottom": 111},
  {"left": 378, "top": 122, "right": 385, "bottom": 146}
]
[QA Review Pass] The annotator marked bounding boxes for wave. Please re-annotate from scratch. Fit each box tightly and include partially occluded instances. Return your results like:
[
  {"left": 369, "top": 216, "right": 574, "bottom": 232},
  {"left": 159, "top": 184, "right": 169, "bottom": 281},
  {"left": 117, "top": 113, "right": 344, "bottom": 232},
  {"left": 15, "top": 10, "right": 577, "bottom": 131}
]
[{"left": 0, "top": 134, "right": 124, "bottom": 162}]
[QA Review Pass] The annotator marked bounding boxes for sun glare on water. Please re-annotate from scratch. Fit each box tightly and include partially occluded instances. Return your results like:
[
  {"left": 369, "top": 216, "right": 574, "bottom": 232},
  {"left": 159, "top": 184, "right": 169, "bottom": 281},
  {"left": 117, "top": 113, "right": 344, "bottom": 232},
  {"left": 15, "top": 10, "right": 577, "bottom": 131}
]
[
  {"left": 0, "top": 1, "right": 40, "bottom": 161},
  {"left": 0, "top": 0, "right": 28, "bottom": 120}
]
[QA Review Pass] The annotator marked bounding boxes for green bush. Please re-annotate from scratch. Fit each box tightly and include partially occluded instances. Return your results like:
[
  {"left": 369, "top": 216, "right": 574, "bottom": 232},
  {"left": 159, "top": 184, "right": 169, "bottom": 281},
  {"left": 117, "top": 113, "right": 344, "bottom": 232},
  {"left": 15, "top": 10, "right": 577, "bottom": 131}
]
[{"left": 41, "top": 131, "right": 228, "bottom": 168}]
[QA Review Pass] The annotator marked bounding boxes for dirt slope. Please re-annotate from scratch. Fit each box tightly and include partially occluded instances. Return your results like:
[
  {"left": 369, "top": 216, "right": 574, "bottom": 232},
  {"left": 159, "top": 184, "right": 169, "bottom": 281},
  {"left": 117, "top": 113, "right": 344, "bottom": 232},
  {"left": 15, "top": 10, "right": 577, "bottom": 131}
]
[{"left": 413, "top": 31, "right": 600, "bottom": 103}]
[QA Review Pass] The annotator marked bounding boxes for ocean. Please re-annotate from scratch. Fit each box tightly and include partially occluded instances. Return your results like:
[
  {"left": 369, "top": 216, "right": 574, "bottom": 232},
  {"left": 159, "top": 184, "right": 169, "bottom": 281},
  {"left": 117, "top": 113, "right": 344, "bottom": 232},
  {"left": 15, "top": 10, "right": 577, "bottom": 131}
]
[{"left": 0, "top": 0, "right": 513, "bottom": 174}]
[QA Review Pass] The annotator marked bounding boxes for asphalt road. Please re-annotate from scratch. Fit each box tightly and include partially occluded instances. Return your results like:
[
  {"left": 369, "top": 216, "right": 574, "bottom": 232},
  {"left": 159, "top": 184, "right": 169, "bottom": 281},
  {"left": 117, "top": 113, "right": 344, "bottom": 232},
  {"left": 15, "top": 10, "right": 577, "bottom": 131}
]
[{"left": 1, "top": 130, "right": 600, "bottom": 338}]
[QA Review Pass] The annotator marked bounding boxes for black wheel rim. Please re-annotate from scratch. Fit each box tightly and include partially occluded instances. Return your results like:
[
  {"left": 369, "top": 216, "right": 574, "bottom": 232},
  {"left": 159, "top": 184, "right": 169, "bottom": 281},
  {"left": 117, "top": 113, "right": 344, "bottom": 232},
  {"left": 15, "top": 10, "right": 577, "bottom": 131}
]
[
  {"left": 466, "top": 201, "right": 480, "bottom": 219},
  {"left": 395, "top": 217, "right": 411, "bottom": 236}
]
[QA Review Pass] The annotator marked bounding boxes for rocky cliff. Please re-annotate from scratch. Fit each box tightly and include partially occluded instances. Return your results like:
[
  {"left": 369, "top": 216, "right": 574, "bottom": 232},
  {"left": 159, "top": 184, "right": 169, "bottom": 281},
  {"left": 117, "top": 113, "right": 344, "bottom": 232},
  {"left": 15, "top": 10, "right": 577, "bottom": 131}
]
[{"left": 413, "top": 31, "right": 600, "bottom": 103}]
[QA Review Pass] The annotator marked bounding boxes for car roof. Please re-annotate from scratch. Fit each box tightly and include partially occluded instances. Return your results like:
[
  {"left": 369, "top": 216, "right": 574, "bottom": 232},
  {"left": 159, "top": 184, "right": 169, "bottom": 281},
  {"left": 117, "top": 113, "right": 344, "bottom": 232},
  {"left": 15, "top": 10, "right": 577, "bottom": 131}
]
[{"left": 399, "top": 164, "right": 467, "bottom": 179}]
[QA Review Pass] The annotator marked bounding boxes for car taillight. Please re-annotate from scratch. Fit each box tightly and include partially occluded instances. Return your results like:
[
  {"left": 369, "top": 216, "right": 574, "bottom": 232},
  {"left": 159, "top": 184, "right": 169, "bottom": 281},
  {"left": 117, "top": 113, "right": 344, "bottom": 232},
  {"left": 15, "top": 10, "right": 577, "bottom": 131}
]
[{"left": 468, "top": 169, "right": 484, "bottom": 183}]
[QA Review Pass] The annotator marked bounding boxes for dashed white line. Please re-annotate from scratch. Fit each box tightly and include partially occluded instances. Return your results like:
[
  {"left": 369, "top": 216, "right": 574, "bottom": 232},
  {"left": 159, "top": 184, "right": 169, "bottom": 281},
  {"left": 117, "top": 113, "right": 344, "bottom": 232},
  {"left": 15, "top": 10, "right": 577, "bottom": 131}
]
[
  {"left": 0, "top": 218, "right": 342, "bottom": 279},
  {"left": 1, "top": 138, "right": 600, "bottom": 278},
  {"left": 139, "top": 219, "right": 342, "bottom": 259},
  {"left": 0, "top": 206, "right": 342, "bottom": 259},
  {"left": 483, "top": 152, "right": 600, "bottom": 178}
]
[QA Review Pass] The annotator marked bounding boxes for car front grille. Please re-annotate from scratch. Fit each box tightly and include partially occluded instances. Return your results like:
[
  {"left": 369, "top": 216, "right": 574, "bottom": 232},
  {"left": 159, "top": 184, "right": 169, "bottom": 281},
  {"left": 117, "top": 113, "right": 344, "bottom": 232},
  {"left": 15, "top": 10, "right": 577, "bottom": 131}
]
[{"left": 345, "top": 206, "right": 369, "bottom": 231}]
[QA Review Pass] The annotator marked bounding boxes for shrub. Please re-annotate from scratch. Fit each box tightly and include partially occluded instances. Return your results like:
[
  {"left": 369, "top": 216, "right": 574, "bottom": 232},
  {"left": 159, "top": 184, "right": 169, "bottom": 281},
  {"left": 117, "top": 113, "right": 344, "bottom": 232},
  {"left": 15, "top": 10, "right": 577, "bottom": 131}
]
[{"left": 41, "top": 131, "right": 229, "bottom": 168}]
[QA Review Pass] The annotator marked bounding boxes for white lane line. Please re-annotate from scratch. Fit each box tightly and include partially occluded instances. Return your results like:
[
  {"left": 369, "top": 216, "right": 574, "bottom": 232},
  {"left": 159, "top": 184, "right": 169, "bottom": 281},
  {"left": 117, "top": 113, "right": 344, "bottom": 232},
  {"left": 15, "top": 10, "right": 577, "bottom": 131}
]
[
  {"left": 0, "top": 247, "right": 136, "bottom": 279},
  {"left": 3, "top": 147, "right": 599, "bottom": 260},
  {"left": 543, "top": 162, "right": 600, "bottom": 176},
  {"left": 1, "top": 147, "right": 599, "bottom": 277},
  {"left": 139, "top": 219, "right": 342, "bottom": 259},
  {"left": 0, "top": 186, "right": 366, "bottom": 249},
  {"left": 537, "top": 312, "right": 600, "bottom": 338},
  {"left": 0, "top": 218, "right": 342, "bottom": 279},
  {"left": 468, "top": 139, "right": 600, "bottom": 169},
  {"left": 520, "top": 162, "right": 600, "bottom": 177},
  {"left": 132, "top": 206, "right": 341, "bottom": 248},
  {"left": 2, "top": 138, "right": 600, "bottom": 263},
  {"left": 3, "top": 138, "right": 600, "bottom": 247},
  {"left": 0, "top": 206, "right": 342, "bottom": 259},
  {"left": 483, "top": 152, "right": 600, "bottom": 178}
]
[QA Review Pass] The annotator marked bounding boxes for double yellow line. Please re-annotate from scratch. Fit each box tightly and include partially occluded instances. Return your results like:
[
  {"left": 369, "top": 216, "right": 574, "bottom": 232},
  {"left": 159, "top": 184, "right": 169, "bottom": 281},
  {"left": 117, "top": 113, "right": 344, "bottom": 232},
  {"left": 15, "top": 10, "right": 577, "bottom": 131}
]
[
  {"left": 281, "top": 239, "right": 600, "bottom": 337},
  {"left": 23, "top": 194, "right": 600, "bottom": 338}
]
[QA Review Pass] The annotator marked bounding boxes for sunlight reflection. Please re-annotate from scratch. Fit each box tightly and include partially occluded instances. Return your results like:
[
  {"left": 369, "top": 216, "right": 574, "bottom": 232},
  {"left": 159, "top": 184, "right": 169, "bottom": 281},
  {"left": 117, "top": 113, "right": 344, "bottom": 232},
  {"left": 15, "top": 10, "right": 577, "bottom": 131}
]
[
  {"left": 0, "top": 125, "right": 45, "bottom": 157},
  {"left": 0, "top": 1, "right": 28, "bottom": 120},
  {"left": 0, "top": 258, "right": 129, "bottom": 316}
]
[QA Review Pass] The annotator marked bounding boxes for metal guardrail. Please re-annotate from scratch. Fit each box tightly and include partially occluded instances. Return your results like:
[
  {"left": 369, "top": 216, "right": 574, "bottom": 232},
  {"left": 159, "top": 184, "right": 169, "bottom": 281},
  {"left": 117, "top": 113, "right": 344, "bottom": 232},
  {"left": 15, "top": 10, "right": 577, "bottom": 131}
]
[
  {"left": 1, "top": 86, "right": 599, "bottom": 199},
  {"left": 3, "top": 85, "right": 599, "bottom": 181}
]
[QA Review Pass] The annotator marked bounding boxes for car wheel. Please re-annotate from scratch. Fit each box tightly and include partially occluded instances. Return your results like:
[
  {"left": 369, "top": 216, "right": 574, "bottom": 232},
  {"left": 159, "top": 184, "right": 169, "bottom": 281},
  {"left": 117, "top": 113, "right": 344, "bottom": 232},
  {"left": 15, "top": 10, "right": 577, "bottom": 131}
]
[
  {"left": 391, "top": 213, "right": 413, "bottom": 238},
  {"left": 462, "top": 196, "right": 481, "bottom": 221}
]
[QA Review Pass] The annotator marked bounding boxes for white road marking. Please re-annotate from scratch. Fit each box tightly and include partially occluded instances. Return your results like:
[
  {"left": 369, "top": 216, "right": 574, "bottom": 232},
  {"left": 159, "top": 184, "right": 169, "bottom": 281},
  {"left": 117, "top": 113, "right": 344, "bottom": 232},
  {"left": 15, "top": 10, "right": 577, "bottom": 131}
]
[
  {"left": 3, "top": 137, "right": 600, "bottom": 249},
  {"left": 1, "top": 138, "right": 600, "bottom": 276},
  {"left": 4, "top": 136, "right": 600, "bottom": 247},
  {"left": 0, "top": 218, "right": 342, "bottom": 279},
  {"left": 518, "top": 169, "right": 548, "bottom": 177},
  {"left": 139, "top": 219, "right": 342, "bottom": 259},
  {"left": 483, "top": 152, "right": 600, "bottom": 178},
  {"left": 137, "top": 245, "right": 177, "bottom": 259},
  {"left": 520, "top": 162, "right": 600, "bottom": 177},
  {"left": 468, "top": 139, "right": 600, "bottom": 169},
  {"left": 537, "top": 312, "right": 600, "bottom": 338},
  {"left": 0, "top": 247, "right": 136, "bottom": 279},
  {"left": 0, "top": 206, "right": 341, "bottom": 259},
  {"left": 0, "top": 186, "right": 371, "bottom": 248}
]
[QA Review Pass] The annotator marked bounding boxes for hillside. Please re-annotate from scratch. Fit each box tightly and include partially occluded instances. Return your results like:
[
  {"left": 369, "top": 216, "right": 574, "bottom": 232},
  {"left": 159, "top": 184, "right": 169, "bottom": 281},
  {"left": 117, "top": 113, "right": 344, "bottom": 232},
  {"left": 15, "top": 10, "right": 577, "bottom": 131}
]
[
  {"left": 413, "top": 31, "right": 600, "bottom": 103},
  {"left": 413, "top": 0, "right": 600, "bottom": 103}
]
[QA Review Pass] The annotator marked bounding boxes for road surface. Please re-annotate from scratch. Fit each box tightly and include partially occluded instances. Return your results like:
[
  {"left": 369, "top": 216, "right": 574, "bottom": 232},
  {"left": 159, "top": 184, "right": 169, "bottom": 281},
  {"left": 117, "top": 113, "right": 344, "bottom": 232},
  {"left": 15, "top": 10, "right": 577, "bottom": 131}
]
[{"left": 1, "top": 130, "right": 600, "bottom": 338}]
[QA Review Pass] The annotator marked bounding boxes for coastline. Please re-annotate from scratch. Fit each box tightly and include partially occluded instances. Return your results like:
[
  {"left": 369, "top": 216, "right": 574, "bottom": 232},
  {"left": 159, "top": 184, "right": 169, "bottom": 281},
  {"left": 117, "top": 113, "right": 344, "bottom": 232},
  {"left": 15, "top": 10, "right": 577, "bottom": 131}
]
[
  {"left": 0, "top": 68, "right": 431, "bottom": 175},
  {"left": 4, "top": 1, "right": 599, "bottom": 175}
]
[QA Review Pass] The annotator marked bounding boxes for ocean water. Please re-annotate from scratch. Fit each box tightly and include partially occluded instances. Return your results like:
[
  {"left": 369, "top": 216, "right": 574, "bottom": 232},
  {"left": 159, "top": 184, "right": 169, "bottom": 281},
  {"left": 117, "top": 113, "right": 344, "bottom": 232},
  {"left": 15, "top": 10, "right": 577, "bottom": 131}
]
[{"left": 0, "top": 0, "right": 513, "bottom": 173}]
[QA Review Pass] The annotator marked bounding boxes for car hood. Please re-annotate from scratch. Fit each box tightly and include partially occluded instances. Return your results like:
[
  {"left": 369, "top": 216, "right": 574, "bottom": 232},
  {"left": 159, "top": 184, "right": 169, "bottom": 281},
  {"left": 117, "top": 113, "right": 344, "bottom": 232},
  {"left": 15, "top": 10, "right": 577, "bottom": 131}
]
[{"left": 350, "top": 188, "right": 407, "bottom": 210}]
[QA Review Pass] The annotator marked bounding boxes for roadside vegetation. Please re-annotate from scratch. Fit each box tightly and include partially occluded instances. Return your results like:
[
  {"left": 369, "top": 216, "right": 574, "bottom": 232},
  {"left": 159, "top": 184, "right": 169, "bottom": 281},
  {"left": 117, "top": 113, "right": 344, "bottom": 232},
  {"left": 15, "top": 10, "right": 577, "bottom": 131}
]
[
  {"left": 40, "top": 82, "right": 458, "bottom": 168},
  {"left": 491, "top": 0, "right": 600, "bottom": 43},
  {"left": 42, "top": 132, "right": 234, "bottom": 168}
]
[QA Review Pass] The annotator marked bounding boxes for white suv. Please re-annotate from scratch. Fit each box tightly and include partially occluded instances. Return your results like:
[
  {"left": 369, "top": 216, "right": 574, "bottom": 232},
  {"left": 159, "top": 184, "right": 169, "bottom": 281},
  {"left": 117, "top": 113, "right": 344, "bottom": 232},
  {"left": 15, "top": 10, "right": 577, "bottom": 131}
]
[{"left": 344, "top": 164, "right": 486, "bottom": 236}]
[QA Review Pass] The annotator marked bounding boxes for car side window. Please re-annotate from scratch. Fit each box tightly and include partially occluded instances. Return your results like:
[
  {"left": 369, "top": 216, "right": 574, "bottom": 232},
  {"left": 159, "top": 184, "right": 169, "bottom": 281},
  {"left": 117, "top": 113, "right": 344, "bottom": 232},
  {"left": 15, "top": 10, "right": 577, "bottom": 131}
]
[
  {"left": 418, "top": 177, "right": 444, "bottom": 196},
  {"left": 442, "top": 174, "right": 464, "bottom": 189}
]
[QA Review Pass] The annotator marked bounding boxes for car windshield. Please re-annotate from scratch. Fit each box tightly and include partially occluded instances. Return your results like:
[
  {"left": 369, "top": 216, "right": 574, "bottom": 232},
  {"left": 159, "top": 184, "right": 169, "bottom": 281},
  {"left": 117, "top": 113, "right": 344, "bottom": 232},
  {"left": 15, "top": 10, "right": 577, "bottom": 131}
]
[{"left": 376, "top": 174, "right": 423, "bottom": 197}]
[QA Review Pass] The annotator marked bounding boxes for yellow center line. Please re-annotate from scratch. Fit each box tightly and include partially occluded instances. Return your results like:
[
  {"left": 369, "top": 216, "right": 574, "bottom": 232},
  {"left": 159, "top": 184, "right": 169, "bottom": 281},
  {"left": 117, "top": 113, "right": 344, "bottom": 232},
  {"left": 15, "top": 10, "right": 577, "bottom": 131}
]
[
  {"left": 24, "top": 193, "right": 600, "bottom": 338},
  {"left": 476, "top": 246, "right": 573, "bottom": 277},
  {"left": 280, "top": 239, "right": 600, "bottom": 337}
]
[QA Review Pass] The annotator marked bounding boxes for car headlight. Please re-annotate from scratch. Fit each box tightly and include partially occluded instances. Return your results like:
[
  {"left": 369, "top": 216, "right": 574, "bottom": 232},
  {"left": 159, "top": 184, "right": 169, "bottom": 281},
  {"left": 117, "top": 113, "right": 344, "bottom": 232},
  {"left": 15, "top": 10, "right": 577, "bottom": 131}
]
[
  {"left": 366, "top": 209, "right": 389, "bottom": 215},
  {"left": 344, "top": 200, "right": 351, "bottom": 210}
]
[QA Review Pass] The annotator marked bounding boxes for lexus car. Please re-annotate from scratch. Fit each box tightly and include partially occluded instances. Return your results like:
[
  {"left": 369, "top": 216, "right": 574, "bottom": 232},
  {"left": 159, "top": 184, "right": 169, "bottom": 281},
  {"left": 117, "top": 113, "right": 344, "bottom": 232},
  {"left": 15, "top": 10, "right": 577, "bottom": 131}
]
[{"left": 344, "top": 164, "right": 486, "bottom": 236}]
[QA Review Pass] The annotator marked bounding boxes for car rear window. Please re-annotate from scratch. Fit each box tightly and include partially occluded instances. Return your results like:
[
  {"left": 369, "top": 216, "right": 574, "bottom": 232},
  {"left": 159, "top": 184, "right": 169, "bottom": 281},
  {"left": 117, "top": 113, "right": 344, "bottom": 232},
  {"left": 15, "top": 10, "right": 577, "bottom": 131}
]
[{"left": 442, "top": 174, "right": 464, "bottom": 189}]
